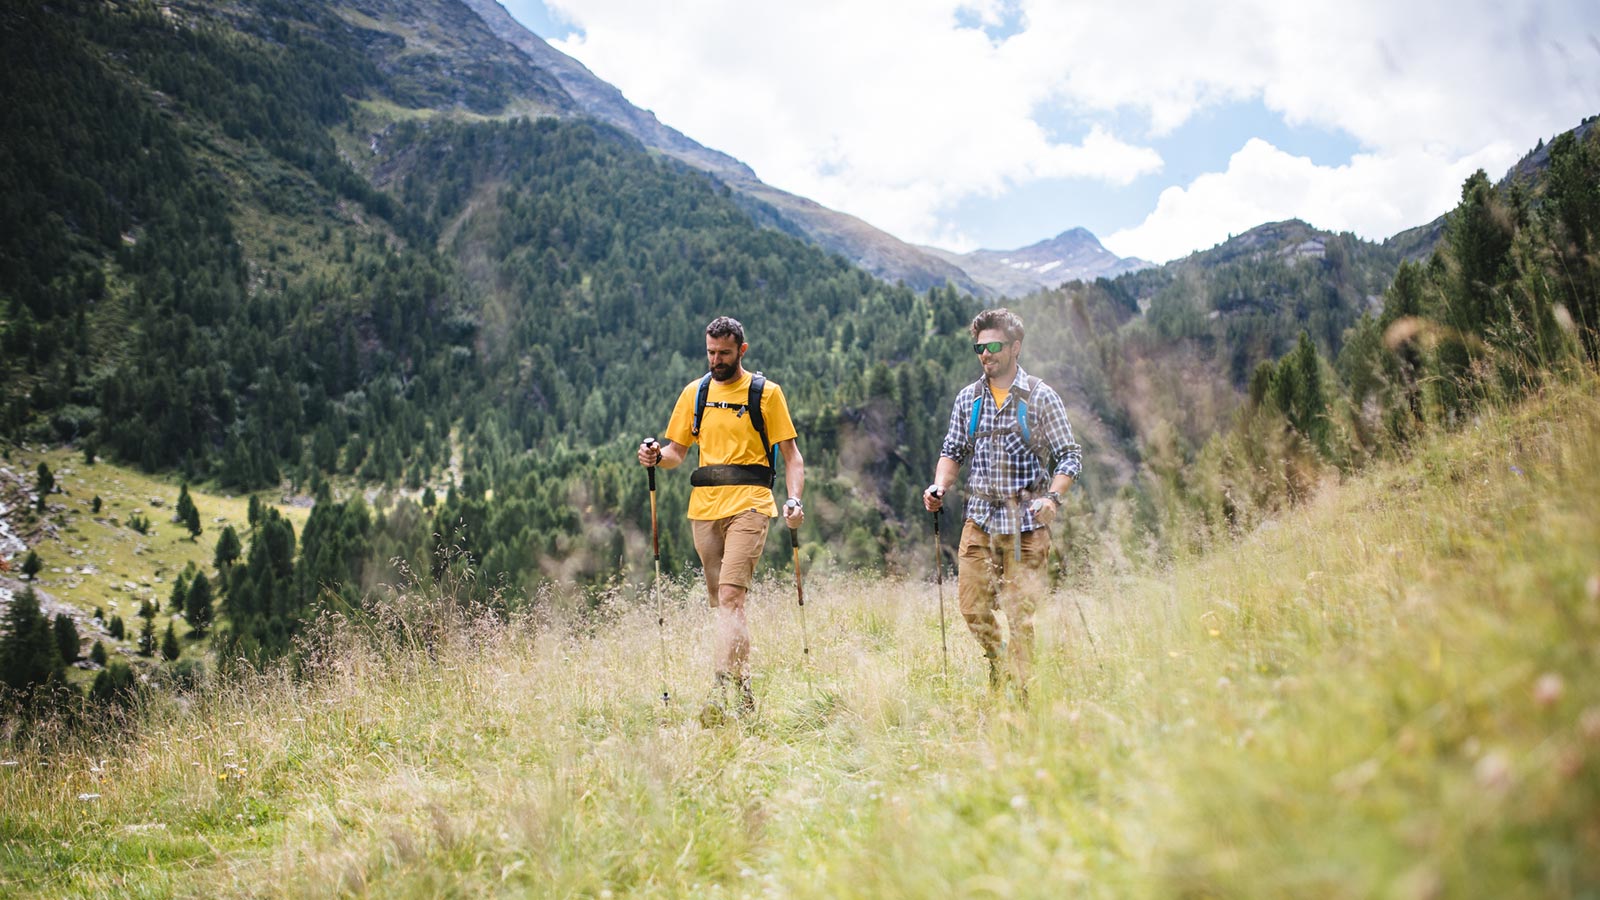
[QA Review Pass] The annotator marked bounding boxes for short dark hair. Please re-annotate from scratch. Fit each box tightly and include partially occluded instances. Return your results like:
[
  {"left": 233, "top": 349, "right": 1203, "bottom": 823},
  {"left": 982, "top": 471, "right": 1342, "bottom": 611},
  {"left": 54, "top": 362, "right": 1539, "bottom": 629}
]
[
  {"left": 706, "top": 316, "right": 745, "bottom": 345},
  {"left": 970, "top": 307, "right": 1024, "bottom": 343}
]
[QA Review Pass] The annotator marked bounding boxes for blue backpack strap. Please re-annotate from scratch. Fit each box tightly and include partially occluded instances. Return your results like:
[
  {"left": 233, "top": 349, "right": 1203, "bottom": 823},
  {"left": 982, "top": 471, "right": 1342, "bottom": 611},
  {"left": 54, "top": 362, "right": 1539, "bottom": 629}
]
[
  {"left": 691, "top": 372, "right": 714, "bottom": 437},
  {"left": 1014, "top": 375, "right": 1034, "bottom": 445},
  {"left": 967, "top": 375, "right": 1040, "bottom": 449},
  {"left": 966, "top": 377, "right": 986, "bottom": 439}
]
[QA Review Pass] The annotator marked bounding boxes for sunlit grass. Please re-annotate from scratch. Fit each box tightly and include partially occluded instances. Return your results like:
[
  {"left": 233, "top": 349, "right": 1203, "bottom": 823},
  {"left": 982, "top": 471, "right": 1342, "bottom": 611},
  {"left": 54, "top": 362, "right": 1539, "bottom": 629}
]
[
  {"left": 3, "top": 376, "right": 1598, "bottom": 897},
  {"left": 2, "top": 447, "right": 310, "bottom": 680}
]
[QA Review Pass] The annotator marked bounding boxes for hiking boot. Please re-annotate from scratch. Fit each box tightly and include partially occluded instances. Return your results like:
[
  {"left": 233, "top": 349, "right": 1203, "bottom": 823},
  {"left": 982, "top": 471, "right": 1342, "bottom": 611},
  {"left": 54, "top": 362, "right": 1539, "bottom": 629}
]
[
  {"left": 699, "top": 699, "right": 728, "bottom": 729},
  {"left": 987, "top": 641, "right": 1008, "bottom": 689},
  {"left": 736, "top": 677, "right": 755, "bottom": 718},
  {"left": 699, "top": 673, "right": 731, "bottom": 728}
]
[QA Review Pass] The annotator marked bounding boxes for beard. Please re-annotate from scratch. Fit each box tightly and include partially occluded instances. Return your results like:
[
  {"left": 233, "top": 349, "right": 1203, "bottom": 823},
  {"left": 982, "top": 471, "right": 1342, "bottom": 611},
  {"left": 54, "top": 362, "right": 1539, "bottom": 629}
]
[{"left": 711, "top": 355, "right": 741, "bottom": 382}]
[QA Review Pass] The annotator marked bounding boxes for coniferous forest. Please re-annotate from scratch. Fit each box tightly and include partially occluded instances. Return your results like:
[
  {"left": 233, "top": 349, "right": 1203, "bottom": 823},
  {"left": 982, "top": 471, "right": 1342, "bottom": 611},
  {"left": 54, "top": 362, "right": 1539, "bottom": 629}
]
[{"left": 3, "top": 0, "right": 1598, "bottom": 691}]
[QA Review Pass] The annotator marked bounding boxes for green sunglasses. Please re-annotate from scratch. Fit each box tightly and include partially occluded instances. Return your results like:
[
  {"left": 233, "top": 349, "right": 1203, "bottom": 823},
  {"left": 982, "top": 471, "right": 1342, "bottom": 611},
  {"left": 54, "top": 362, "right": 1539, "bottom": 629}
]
[{"left": 972, "top": 340, "right": 1008, "bottom": 355}]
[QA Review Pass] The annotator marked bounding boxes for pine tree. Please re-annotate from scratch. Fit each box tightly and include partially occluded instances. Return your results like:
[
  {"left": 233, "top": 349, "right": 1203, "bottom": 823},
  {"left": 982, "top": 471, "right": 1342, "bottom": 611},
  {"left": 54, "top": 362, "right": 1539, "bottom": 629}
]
[
  {"left": 1, "top": 587, "right": 65, "bottom": 695},
  {"left": 161, "top": 621, "right": 180, "bottom": 661},
  {"left": 34, "top": 462, "right": 54, "bottom": 511},
  {"left": 53, "top": 613, "right": 80, "bottom": 662},
  {"left": 21, "top": 549, "right": 41, "bottom": 581},
  {"left": 214, "top": 524, "right": 241, "bottom": 569},
  {"left": 186, "top": 573, "right": 214, "bottom": 636},
  {"left": 138, "top": 618, "right": 155, "bottom": 656},
  {"left": 169, "top": 573, "right": 189, "bottom": 612},
  {"left": 90, "top": 640, "right": 108, "bottom": 666},
  {"left": 90, "top": 661, "right": 135, "bottom": 706},
  {"left": 108, "top": 615, "right": 125, "bottom": 640},
  {"left": 176, "top": 483, "right": 202, "bottom": 540}
]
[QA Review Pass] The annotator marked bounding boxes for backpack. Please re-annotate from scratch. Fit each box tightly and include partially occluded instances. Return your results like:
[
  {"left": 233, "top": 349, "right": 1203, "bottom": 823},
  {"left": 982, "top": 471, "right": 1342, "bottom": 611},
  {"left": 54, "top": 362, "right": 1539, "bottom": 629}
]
[
  {"left": 688, "top": 371, "right": 777, "bottom": 488},
  {"left": 967, "top": 374, "right": 1051, "bottom": 467}
]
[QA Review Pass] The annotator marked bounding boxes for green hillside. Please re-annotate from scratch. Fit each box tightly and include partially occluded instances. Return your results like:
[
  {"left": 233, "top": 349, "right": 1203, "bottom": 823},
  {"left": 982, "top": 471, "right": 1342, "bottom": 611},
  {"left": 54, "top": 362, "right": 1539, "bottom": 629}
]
[
  {"left": 1, "top": 371, "right": 1595, "bottom": 897},
  {"left": 0, "top": 0, "right": 989, "bottom": 595}
]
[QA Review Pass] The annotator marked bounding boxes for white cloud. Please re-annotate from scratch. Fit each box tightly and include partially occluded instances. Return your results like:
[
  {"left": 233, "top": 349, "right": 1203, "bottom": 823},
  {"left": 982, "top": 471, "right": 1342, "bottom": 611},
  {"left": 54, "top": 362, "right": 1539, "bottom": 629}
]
[
  {"left": 533, "top": 0, "right": 1600, "bottom": 256},
  {"left": 1102, "top": 139, "right": 1517, "bottom": 263},
  {"left": 545, "top": 0, "right": 1162, "bottom": 244}
]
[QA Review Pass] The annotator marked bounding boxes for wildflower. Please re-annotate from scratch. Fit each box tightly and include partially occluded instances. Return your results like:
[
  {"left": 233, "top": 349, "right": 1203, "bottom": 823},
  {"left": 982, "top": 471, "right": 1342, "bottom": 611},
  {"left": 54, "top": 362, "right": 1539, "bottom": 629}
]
[
  {"left": 1473, "top": 751, "right": 1512, "bottom": 794},
  {"left": 1533, "top": 673, "right": 1564, "bottom": 708},
  {"left": 1579, "top": 707, "right": 1600, "bottom": 742}
]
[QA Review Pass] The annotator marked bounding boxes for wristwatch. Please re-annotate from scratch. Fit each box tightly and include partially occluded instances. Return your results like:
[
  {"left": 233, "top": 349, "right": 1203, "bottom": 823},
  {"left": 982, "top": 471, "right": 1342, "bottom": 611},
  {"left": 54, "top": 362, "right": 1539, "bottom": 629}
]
[
  {"left": 1045, "top": 491, "right": 1061, "bottom": 507},
  {"left": 785, "top": 497, "right": 803, "bottom": 511}
]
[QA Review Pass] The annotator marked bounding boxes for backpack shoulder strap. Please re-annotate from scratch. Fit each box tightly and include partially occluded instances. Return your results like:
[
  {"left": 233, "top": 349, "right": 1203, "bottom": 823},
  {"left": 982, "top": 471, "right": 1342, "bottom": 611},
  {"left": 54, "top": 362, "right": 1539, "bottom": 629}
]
[
  {"left": 691, "top": 372, "right": 714, "bottom": 437},
  {"left": 1014, "top": 375, "right": 1034, "bottom": 445},
  {"left": 966, "top": 378, "right": 986, "bottom": 438},
  {"left": 748, "top": 372, "right": 771, "bottom": 462}
]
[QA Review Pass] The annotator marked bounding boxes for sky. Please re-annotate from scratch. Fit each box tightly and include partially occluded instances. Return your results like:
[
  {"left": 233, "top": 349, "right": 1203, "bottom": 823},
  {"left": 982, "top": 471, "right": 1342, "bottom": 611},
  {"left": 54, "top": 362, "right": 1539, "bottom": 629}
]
[{"left": 497, "top": 0, "right": 1600, "bottom": 264}]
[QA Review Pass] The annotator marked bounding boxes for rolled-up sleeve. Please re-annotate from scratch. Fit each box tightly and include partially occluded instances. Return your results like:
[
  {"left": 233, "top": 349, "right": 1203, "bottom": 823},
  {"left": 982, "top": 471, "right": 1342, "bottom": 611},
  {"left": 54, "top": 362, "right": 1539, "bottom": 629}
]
[
  {"left": 939, "top": 389, "right": 974, "bottom": 464},
  {"left": 1036, "top": 388, "right": 1082, "bottom": 479}
]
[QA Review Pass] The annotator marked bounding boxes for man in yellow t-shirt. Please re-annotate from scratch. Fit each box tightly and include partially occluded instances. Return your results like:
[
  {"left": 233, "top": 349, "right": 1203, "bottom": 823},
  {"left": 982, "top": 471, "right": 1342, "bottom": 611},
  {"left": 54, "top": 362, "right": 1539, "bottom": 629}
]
[{"left": 637, "top": 316, "right": 805, "bottom": 721}]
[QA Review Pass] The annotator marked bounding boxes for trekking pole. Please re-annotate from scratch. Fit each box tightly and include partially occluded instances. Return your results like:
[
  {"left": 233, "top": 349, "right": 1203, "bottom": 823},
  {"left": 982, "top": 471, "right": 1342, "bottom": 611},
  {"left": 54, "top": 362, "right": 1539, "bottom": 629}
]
[
  {"left": 646, "top": 438, "right": 669, "bottom": 706},
  {"left": 789, "top": 525, "right": 813, "bottom": 694},
  {"left": 933, "top": 502, "right": 950, "bottom": 683}
]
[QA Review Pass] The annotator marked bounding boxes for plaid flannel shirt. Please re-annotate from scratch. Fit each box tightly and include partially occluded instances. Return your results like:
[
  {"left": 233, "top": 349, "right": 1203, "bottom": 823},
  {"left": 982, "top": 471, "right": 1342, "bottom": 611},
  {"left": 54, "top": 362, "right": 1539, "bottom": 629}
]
[{"left": 939, "top": 366, "right": 1082, "bottom": 534}]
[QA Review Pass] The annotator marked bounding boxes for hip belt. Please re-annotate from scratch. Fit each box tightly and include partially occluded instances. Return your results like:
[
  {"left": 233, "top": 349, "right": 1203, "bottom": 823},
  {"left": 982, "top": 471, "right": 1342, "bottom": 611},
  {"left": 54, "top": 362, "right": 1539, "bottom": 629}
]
[{"left": 691, "top": 464, "right": 775, "bottom": 488}]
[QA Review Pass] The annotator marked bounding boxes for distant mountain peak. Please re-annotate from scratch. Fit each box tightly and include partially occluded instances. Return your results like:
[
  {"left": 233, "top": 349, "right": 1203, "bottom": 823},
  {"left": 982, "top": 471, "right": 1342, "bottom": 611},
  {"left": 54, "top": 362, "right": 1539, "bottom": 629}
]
[{"left": 920, "top": 227, "right": 1150, "bottom": 298}]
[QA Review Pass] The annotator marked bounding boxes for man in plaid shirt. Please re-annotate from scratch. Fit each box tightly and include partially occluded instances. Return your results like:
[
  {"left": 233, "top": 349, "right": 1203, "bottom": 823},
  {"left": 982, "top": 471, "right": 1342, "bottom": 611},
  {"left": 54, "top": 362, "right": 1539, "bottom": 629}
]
[{"left": 924, "top": 307, "right": 1081, "bottom": 696}]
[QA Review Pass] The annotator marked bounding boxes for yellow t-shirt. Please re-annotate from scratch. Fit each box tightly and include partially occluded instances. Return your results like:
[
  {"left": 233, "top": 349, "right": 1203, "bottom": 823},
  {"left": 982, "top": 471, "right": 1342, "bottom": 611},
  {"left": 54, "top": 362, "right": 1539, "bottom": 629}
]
[
  {"left": 664, "top": 370, "right": 798, "bottom": 521},
  {"left": 990, "top": 385, "right": 1010, "bottom": 409}
]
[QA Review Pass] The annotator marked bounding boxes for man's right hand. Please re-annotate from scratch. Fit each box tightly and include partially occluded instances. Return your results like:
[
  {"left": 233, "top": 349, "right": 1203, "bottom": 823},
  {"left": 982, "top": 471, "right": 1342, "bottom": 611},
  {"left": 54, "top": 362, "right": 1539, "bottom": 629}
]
[
  {"left": 923, "top": 484, "right": 945, "bottom": 513},
  {"left": 638, "top": 438, "right": 662, "bottom": 467}
]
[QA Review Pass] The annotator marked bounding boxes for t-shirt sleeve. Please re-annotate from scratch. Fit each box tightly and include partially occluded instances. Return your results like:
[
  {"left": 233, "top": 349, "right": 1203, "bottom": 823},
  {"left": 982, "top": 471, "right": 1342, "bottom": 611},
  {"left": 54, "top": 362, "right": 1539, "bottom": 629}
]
[
  {"left": 761, "top": 382, "right": 799, "bottom": 445},
  {"left": 663, "top": 382, "right": 699, "bottom": 447}
]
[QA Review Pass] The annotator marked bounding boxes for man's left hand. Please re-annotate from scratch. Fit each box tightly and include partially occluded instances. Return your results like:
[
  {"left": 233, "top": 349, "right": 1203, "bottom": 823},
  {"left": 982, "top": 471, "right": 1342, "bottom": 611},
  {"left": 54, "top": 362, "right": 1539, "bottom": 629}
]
[
  {"left": 783, "top": 497, "right": 805, "bottom": 529},
  {"left": 1030, "top": 496, "right": 1059, "bottom": 526}
]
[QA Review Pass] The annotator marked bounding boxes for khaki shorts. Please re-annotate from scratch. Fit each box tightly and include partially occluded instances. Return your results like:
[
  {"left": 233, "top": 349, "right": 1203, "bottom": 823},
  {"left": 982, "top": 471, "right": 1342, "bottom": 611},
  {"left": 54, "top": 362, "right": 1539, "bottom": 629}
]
[{"left": 691, "top": 508, "right": 772, "bottom": 607}]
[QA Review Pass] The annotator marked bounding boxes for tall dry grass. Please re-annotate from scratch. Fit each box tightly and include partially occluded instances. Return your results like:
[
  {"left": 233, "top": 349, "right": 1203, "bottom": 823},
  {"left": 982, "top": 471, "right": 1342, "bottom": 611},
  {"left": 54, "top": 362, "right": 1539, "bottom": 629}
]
[{"left": 2, "top": 375, "right": 1598, "bottom": 898}]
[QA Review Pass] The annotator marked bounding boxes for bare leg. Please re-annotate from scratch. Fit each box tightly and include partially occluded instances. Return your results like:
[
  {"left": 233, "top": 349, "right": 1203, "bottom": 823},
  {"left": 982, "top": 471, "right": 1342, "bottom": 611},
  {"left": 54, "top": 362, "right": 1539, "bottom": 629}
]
[{"left": 715, "top": 583, "right": 750, "bottom": 677}]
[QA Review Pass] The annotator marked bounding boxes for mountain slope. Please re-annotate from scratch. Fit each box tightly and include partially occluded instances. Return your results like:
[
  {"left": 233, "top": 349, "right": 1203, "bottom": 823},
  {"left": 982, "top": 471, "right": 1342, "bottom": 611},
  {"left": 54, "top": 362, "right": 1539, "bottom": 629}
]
[{"left": 459, "top": 0, "right": 986, "bottom": 295}]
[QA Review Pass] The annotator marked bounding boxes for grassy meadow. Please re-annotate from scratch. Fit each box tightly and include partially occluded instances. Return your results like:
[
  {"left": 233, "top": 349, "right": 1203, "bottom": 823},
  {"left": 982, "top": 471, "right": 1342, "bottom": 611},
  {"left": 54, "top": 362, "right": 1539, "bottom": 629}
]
[
  {"left": 0, "top": 448, "right": 311, "bottom": 683},
  {"left": 2, "top": 377, "right": 1599, "bottom": 898}
]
